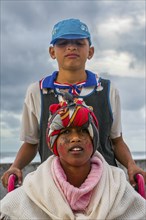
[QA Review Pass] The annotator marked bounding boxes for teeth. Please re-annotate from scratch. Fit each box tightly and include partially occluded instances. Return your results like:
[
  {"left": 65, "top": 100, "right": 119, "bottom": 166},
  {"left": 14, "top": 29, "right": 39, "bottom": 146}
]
[{"left": 71, "top": 147, "right": 82, "bottom": 151}]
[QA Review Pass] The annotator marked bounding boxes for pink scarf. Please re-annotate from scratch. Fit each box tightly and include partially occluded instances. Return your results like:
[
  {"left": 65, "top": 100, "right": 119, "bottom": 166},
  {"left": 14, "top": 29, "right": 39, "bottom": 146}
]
[{"left": 52, "top": 155, "right": 103, "bottom": 211}]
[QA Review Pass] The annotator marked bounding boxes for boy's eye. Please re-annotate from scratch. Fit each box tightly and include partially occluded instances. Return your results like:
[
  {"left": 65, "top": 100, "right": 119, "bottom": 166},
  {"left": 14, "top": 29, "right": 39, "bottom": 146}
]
[
  {"left": 55, "top": 40, "right": 68, "bottom": 46},
  {"left": 75, "top": 41, "right": 85, "bottom": 46},
  {"left": 55, "top": 40, "right": 85, "bottom": 47}
]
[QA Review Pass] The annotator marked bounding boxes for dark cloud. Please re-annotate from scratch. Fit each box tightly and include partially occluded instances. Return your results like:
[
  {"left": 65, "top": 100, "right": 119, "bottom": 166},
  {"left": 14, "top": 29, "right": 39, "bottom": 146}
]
[
  {"left": 91, "top": 1, "right": 145, "bottom": 67},
  {"left": 101, "top": 73, "right": 145, "bottom": 110},
  {"left": 1, "top": 111, "right": 21, "bottom": 130},
  {"left": 95, "top": 0, "right": 144, "bottom": 19}
]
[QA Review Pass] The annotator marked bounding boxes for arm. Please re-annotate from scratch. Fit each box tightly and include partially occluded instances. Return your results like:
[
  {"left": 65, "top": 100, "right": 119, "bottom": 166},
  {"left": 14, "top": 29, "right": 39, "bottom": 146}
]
[
  {"left": 1, "top": 142, "right": 38, "bottom": 188},
  {"left": 1, "top": 82, "right": 41, "bottom": 188},
  {"left": 112, "top": 135, "right": 146, "bottom": 186},
  {"left": 110, "top": 83, "right": 146, "bottom": 186}
]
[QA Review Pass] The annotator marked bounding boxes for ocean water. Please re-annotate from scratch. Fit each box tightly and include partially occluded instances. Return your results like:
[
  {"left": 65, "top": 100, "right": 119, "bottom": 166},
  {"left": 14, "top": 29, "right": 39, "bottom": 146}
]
[
  {"left": 0, "top": 152, "right": 41, "bottom": 164},
  {"left": 0, "top": 151, "right": 146, "bottom": 164}
]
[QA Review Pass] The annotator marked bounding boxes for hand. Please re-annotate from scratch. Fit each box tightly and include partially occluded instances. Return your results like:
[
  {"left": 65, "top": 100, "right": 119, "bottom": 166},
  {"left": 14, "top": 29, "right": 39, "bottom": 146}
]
[
  {"left": 127, "top": 162, "right": 146, "bottom": 187},
  {"left": 1, "top": 167, "right": 23, "bottom": 188}
]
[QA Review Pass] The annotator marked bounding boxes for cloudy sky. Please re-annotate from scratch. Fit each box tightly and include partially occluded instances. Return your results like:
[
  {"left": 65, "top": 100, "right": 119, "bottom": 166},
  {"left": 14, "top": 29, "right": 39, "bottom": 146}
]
[{"left": 1, "top": 0, "right": 145, "bottom": 155}]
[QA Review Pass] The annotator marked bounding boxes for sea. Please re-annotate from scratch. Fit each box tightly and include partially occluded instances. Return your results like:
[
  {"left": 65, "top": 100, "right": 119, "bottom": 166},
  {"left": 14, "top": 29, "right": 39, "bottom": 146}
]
[
  {"left": 0, "top": 151, "right": 146, "bottom": 164},
  {"left": 0, "top": 152, "right": 41, "bottom": 164}
]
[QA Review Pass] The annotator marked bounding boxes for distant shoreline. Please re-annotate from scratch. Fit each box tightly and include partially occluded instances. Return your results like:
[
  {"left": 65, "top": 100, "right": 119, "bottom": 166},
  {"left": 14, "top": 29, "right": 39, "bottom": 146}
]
[
  {"left": 0, "top": 152, "right": 41, "bottom": 164},
  {"left": 0, "top": 151, "right": 146, "bottom": 164}
]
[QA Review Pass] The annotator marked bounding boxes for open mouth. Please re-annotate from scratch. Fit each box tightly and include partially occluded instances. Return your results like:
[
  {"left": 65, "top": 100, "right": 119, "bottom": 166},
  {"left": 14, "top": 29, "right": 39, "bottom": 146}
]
[{"left": 69, "top": 146, "right": 83, "bottom": 152}]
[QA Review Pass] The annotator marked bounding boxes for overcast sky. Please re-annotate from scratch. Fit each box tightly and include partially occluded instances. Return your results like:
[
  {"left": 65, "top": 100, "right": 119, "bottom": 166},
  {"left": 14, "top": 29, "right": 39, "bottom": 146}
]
[{"left": 1, "top": 0, "right": 145, "bottom": 154}]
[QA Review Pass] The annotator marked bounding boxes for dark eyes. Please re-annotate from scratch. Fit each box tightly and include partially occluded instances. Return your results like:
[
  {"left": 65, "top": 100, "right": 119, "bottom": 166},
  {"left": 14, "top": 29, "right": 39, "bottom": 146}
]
[
  {"left": 60, "top": 128, "right": 89, "bottom": 135},
  {"left": 61, "top": 129, "right": 70, "bottom": 134},
  {"left": 55, "top": 40, "right": 85, "bottom": 47},
  {"left": 80, "top": 128, "right": 89, "bottom": 133}
]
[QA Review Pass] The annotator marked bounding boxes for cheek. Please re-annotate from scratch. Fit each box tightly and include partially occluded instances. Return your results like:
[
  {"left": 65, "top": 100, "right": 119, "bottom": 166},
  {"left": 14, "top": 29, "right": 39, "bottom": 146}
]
[
  {"left": 57, "top": 143, "right": 66, "bottom": 155},
  {"left": 58, "top": 136, "right": 70, "bottom": 145},
  {"left": 57, "top": 137, "right": 69, "bottom": 155},
  {"left": 84, "top": 138, "right": 93, "bottom": 152}
]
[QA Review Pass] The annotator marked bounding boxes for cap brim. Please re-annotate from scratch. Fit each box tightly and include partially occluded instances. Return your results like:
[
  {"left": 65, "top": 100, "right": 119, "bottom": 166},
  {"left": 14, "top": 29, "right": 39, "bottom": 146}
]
[{"left": 50, "top": 34, "right": 90, "bottom": 45}]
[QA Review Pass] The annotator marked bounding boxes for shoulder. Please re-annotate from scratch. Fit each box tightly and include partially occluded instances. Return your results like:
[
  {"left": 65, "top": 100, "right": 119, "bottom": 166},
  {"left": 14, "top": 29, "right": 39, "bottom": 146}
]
[
  {"left": 100, "top": 77, "right": 120, "bottom": 100},
  {"left": 26, "top": 81, "right": 40, "bottom": 94},
  {"left": 110, "top": 81, "right": 120, "bottom": 95},
  {"left": 24, "top": 81, "right": 40, "bottom": 103},
  {"left": 99, "top": 77, "right": 118, "bottom": 92}
]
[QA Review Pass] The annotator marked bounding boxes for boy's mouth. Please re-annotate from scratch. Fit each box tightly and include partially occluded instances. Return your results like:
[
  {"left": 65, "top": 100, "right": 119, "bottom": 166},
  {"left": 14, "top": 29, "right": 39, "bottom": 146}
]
[{"left": 65, "top": 53, "right": 79, "bottom": 58}]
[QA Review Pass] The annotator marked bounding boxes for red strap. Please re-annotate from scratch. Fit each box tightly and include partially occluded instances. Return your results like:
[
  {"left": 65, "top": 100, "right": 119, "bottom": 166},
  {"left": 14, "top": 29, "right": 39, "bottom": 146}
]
[
  {"left": 135, "top": 173, "right": 146, "bottom": 199},
  {"left": 7, "top": 174, "right": 16, "bottom": 192}
]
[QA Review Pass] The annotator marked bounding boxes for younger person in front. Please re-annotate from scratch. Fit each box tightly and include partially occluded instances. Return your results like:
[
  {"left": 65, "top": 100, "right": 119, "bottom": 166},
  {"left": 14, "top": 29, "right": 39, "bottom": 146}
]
[{"left": 0, "top": 97, "right": 145, "bottom": 219}]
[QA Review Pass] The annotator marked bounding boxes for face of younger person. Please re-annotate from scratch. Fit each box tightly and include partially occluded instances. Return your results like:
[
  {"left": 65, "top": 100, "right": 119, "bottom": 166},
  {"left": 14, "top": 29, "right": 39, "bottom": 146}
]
[
  {"left": 49, "top": 39, "right": 94, "bottom": 72},
  {"left": 56, "top": 126, "right": 93, "bottom": 169}
]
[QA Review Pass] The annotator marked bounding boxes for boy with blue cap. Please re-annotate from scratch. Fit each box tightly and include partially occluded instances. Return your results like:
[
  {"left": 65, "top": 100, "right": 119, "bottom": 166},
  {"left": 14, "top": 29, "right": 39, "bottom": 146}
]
[{"left": 1, "top": 18, "right": 146, "bottom": 189}]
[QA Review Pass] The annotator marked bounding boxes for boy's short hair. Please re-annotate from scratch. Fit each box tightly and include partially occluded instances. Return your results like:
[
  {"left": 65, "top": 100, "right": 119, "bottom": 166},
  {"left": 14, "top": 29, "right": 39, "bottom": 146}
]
[{"left": 50, "top": 18, "right": 91, "bottom": 45}]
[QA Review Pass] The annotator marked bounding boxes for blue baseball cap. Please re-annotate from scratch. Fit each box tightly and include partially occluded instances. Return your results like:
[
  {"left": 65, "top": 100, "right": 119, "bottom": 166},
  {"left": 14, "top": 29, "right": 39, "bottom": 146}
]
[{"left": 50, "top": 18, "right": 92, "bottom": 45}]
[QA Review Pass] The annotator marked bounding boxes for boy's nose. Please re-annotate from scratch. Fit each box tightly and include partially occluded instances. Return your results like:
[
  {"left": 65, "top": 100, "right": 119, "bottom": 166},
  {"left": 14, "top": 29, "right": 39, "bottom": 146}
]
[
  {"left": 66, "top": 41, "right": 77, "bottom": 50},
  {"left": 67, "top": 45, "right": 77, "bottom": 50}
]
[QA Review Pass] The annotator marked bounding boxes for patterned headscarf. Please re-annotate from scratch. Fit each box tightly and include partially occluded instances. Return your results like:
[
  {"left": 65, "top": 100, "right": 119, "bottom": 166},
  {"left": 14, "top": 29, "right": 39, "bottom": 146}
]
[{"left": 46, "top": 95, "right": 99, "bottom": 156}]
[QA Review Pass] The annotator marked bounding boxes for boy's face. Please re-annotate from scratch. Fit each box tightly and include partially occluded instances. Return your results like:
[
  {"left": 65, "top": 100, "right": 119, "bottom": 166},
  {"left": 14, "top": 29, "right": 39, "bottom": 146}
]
[
  {"left": 56, "top": 126, "right": 93, "bottom": 168},
  {"left": 49, "top": 39, "right": 94, "bottom": 72}
]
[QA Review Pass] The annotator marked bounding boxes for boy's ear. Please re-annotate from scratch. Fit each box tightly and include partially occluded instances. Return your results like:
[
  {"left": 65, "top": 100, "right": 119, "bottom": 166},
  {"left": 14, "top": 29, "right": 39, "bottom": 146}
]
[
  {"left": 49, "top": 46, "right": 56, "bottom": 59},
  {"left": 88, "top": 46, "right": 94, "bottom": 60}
]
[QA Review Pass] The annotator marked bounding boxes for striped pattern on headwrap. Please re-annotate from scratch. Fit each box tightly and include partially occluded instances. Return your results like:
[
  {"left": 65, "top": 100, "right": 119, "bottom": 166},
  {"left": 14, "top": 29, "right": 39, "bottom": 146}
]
[{"left": 46, "top": 99, "right": 99, "bottom": 156}]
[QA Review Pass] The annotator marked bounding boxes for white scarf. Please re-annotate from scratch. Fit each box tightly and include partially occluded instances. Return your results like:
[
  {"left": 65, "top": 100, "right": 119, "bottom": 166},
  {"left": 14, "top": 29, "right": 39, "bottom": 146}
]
[{"left": 1, "top": 152, "right": 146, "bottom": 219}]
